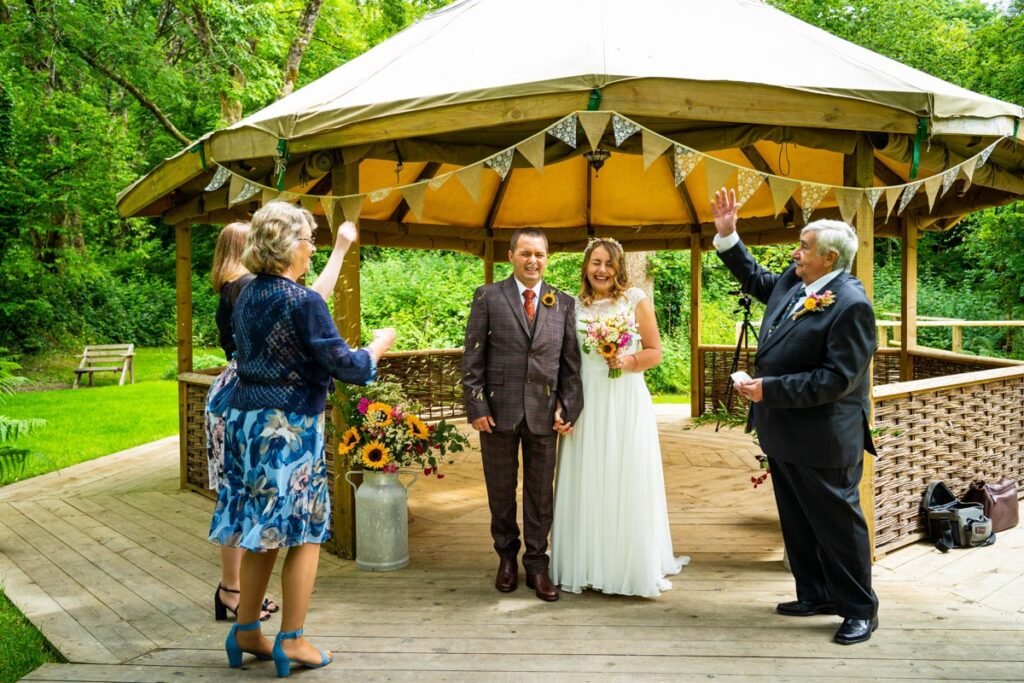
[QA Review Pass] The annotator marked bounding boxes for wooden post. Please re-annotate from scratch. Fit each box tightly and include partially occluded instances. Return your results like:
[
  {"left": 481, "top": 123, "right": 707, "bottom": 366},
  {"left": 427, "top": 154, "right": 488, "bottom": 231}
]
[
  {"left": 952, "top": 325, "right": 963, "bottom": 353},
  {"left": 330, "top": 161, "right": 361, "bottom": 559},
  {"left": 483, "top": 238, "right": 494, "bottom": 284},
  {"left": 900, "top": 221, "right": 918, "bottom": 381},
  {"left": 846, "top": 135, "right": 876, "bottom": 560},
  {"left": 175, "top": 224, "right": 193, "bottom": 491},
  {"left": 689, "top": 227, "right": 703, "bottom": 413}
]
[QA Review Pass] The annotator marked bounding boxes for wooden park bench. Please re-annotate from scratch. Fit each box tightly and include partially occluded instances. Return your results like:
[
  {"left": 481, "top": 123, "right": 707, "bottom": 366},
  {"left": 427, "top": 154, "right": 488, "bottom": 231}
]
[{"left": 73, "top": 343, "right": 135, "bottom": 388}]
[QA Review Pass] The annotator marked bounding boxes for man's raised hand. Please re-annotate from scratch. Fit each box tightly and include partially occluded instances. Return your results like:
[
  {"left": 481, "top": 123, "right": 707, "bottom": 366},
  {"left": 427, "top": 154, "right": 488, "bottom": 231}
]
[{"left": 711, "top": 187, "right": 739, "bottom": 238}]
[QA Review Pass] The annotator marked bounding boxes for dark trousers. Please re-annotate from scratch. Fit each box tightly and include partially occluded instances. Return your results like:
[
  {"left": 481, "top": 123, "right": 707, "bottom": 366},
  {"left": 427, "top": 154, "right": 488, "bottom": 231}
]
[
  {"left": 768, "top": 457, "right": 878, "bottom": 619},
  {"left": 480, "top": 419, "right": 557, "bottom": 574}
]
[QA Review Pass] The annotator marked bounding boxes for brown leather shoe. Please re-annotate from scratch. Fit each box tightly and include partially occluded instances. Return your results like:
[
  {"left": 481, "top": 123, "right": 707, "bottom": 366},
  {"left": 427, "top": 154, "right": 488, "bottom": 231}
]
[
  {"left": 495, "top": 556, "right": 518, "bottom": 593},
  {"left": 525, "top": 572, "right": 559, "bottom": 602}
]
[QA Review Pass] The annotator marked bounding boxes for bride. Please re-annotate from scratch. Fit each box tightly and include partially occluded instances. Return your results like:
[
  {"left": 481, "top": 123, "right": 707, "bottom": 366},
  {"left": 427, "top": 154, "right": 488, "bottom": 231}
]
[{"left": 551, "top": 238, "right": 688, "bottom": 598}]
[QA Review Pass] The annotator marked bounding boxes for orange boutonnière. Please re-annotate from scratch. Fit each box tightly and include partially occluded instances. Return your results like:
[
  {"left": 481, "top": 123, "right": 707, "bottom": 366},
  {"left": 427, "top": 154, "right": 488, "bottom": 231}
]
[
  {"left": 791, "top": 290, "right": 835, "bottom": 320},
  {"left": 541, "top": 291, "right": 556, "bottom": 307}
]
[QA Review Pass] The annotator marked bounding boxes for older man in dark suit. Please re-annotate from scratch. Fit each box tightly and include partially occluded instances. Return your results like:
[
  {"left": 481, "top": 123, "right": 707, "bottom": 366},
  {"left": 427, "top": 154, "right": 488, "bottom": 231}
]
[
  {"left": 462, "top": 228, "right": 584, "bottom": 602},
  {"left": 711, "top": 188, "right": 879, "bottom": 644}
]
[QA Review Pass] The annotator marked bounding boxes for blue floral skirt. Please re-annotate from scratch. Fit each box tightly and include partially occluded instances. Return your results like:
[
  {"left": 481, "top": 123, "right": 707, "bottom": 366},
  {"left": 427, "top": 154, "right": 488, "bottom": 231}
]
[
  {"left": 204, "top": 361, "right": 239, "bottom": 491},
  {"left": 208, "top": 407, "right": 331, "bottom": 551}
]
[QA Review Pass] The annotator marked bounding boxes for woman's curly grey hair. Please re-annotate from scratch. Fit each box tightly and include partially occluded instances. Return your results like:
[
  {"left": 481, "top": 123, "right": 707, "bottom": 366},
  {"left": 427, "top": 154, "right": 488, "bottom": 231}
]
[{"left": 242, "top": 201, "right": 307, "bottom": 275}]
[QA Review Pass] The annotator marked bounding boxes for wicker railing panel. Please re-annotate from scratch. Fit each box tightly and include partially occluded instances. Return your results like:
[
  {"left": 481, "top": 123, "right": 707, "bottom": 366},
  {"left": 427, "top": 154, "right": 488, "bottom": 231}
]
[
  {"left": 873, "top": 372, "right": 1024, "bottom": 551},
  {"left": 376, "top": 349, "right": 465, "bottom": 420},
  {"left": 873, "top": 350, "right": 900, "bottom": 385},
  {"left": 702, "top": 347, "right": 755, "bottom": 415},
  {"left": 184, "top": 379, "right": 214, "bottom": 496},
  {"left": 912, "top": 354, "right": 1005, "bottom": 380}
]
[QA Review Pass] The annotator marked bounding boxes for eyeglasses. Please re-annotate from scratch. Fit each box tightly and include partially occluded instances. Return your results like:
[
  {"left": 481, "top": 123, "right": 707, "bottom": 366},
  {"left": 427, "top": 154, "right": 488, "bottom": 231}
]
[{"left": 297, "top": 236, "right": 316, "bottom": 247}]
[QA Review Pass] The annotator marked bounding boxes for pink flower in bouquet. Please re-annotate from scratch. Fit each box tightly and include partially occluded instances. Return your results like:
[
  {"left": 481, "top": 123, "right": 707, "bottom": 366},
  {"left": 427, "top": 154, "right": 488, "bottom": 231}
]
[{"left": 580, "top": 312, "right": 639, "bottom": 378}]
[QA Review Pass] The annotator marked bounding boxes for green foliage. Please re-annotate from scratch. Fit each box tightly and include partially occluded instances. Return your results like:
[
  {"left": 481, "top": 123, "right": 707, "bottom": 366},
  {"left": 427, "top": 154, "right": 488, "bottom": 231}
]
[{"left": 0, "top": 349, "right": 47, "bottom": 483}]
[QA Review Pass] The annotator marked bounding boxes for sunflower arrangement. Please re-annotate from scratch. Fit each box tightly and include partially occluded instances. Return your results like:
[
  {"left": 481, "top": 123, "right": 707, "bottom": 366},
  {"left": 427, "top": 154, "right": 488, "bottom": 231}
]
[
  {"left": 331, "top": 382, "right": 470, "bottom": 477},
  {"left": 580, "top": 312, "right": 640, "bottom": 378}
]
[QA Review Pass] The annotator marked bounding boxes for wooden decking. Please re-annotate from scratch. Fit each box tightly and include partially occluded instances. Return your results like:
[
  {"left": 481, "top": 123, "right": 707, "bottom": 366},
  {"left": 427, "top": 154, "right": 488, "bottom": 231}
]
[{"left": 2, "top": 406, "right": 1023, "bottom": 681}]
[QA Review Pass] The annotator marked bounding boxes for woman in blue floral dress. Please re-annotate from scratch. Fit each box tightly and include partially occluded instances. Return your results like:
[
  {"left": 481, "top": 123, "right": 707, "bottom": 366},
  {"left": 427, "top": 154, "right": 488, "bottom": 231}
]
[{"left": 208, "top": 201, "right": 395, "bottom": 675}]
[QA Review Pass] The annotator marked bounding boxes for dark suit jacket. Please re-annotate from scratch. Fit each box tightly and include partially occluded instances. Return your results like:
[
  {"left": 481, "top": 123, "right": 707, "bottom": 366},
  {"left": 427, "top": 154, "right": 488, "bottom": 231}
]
[
  {"left": 462, "top": 276, "right": 584, "bottom": 434},
  {"left": 718, "top": 240, "right": 877, "bottom": 469}
]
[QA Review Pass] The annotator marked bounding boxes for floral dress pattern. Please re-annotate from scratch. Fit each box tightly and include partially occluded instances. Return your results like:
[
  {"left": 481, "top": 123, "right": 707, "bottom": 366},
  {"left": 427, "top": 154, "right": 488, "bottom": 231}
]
[
  {"left": 208, "top": 407, "right": 330, "bottom": 551},
  {"left": 204, "top": 360, "right": 239, "bottom": 491}
]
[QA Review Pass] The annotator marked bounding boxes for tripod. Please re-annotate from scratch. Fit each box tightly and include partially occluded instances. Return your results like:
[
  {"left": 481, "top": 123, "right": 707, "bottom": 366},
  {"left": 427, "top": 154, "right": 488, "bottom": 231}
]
[{"left": 717, "top": 290, "right": 757, "bottom": 432}]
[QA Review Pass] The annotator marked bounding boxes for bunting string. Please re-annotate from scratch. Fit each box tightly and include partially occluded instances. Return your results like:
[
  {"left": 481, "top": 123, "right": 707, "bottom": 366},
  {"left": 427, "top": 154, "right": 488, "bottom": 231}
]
[{"left": 202, "top": 110, "right": 1011, "bottom": 224}]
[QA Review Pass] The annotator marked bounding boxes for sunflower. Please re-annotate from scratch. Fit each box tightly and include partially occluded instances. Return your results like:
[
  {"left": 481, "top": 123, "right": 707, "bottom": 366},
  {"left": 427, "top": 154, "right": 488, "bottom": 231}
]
[
  {"left": 803, "top": 298, "right": 817, "bottom": 311},
  {"left": 364, "top": 401, "right": 393, "bottom": 427},
  {"left": 598, "top": 341, "right": 618, "bottom": 358},
  {"left": 406, "top": 414, "right": 430, "bottom": 440},
  {"left": 541, "top": 291, "right": 557, "bottom": 307},
  {"left": 361, "top": 441, "right": 391, "bottom": 470},
  {"left": 338, "top": 427, "right": 361, "bottom": 455}
]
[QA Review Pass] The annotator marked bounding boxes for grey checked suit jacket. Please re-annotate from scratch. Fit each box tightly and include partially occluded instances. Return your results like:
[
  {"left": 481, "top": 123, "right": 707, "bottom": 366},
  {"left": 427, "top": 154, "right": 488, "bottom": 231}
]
[{"left": 462, "top": 276, "right": 583, "bottom": 434}]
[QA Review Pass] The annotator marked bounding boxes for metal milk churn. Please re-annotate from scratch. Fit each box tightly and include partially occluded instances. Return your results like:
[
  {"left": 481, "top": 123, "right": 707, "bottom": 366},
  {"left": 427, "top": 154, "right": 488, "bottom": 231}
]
[{"left": 345, "top": 470, "right": 418, "bottom": 571}]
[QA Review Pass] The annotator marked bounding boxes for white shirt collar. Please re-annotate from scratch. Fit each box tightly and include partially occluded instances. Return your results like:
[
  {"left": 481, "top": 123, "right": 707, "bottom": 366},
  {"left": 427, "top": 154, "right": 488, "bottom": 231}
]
[
  {"left": 803, "top": 269, "right": 843, "bottom": 296},
  {"left": 514, "top": 278, "right": 542, "bottom": 298}
]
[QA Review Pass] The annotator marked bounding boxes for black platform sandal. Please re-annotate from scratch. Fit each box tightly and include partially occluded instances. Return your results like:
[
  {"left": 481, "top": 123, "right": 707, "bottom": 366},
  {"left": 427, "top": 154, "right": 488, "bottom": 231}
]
[{"left": 215, "top": 584, "right": 273, "bottom": 622}]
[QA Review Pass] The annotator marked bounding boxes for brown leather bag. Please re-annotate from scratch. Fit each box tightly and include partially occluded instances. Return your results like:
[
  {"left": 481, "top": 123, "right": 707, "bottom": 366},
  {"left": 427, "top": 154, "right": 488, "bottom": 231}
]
[{"left": 962, "top": 478, "right": 1019, "bottom": 533}]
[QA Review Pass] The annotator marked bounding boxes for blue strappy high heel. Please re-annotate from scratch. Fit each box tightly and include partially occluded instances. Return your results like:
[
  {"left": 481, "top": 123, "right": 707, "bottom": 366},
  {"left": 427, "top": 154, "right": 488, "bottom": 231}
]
[
  {"left": 225, "top": 620, "right": 273, "bottom": 668},
  {"left": 272, "top": 627, "right": 333, "bottom": 677}
]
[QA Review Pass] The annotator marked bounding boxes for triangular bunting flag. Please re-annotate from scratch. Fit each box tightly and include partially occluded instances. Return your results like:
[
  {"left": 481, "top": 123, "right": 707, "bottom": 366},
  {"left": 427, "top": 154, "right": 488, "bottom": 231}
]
[
  {"left": 321, "top": 197, "right": 336, "bottom": 227},
  {"left": 673, "top": 146, "right": 699, "bottom": 187},
  {"left": 865, "top": 187, "right": 883, "bottom": 212},
  {"left": 340, "top": 195, "right": 364, "bottom": 223},
  {"left": 261, "top": 188, "right": 280, "bottom": 204},
  {"left": 704, "top": 158, "right": 736, "bottom": 200},
  {"left": 457, "top": 163, "right": 484, "bottom": 203},
  {"left": 642, "top": 129, "right": 673, "bottom": 171},
  {"left": 767, "top": 176, "right": 799, "bottom": 217},
  {"left": 940, "top": 167, "right": 959, "bottom": 197},
  {"left": 923, "top": 174, "right": 943, "bottom": 211},
  {"left": 612, "top": 115, "right": 641, "bottom": 146},
  {"left": 884, "top": 186, "right": 903, "bottom": 221},
  {"left": 736, "top": 168, "right": 764, "bottom": 206},
  {"left": 834, "top": 188, "right": 861, "bottom": 225},
  {"left": 485, "top": 149, "right": 515, "bottom": 180},
  {"left": 400, "top": 183, "right": 427, "bottom": 220},
  {"left": 368, "top": 188, "right": 391, "bottom": 203},
  {"left": 205, "top": 165, "right": 231, "bottom": 192},
  {"left": 979, "top": 141, "right": 997, "bottom": 167},
  {"left": 299, "top": 195, "right": 319, "bottom": 212},
  {"left": 230, "top": 176, "right": 261, "bottom": 206},
  {"left": 516, "top": 134, "right": 546, "bottom": 171},
  {"left": 577, "top": 111, "right": 611, "bottom": 152},
  {"left": 959, "top": 156, "right": 979, "bottom": 189},
  {"left": 897, "top": 181, "right": 922, "bottom": 215},
  {"left": 428, "top": 173, "right": 452, "bottom": 190},
  {"left": 278, "top": 191, "right": 299, "bottom": 204},
  {"left": 548, "top": 114, "right": 577, "bottom": 148},
  {"left": 800, "top": 183, "right": 829, "bottom": 224}
]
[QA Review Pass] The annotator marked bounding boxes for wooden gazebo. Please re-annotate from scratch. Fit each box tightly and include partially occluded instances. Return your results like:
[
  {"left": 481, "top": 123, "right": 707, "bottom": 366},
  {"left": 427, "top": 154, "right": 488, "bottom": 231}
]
[{"left": 118, "top": 0, "right": 1024, "bottom": 558}]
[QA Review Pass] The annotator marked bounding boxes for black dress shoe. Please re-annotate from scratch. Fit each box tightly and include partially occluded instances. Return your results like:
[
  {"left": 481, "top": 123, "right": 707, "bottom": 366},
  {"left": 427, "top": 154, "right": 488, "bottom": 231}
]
[
  {"left": 776, "top": 600, "right": 837, "bottom": 617},
  {"left": 834, "top": 616, "right": 879, "bottom": 645},
  {"left": 495, "top": 556, "right": 518, "bottom": 593},
  {"left": 525, "top": 572, "right": 559, "bottom": 602}
]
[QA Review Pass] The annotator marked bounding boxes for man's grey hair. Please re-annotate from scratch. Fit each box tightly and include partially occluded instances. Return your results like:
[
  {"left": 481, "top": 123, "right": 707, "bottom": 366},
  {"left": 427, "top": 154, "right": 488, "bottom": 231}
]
[{"left": 800, "top": 219, "right": 858, "bottom": 272}]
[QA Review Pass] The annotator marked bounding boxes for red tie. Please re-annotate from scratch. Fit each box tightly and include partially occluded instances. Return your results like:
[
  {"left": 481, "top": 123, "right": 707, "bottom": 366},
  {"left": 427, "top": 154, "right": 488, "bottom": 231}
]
[{"left": 523, "top": 290, "right": 536, "bottom": 322}]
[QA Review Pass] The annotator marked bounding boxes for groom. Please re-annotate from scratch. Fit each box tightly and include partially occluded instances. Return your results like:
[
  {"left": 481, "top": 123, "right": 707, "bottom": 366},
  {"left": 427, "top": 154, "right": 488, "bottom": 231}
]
[
  {"left": 462, "top": 228, "right": 583, "bottom": 602},
  {"left": 711, "top": 188, "right": 879, "bottom": 644}
]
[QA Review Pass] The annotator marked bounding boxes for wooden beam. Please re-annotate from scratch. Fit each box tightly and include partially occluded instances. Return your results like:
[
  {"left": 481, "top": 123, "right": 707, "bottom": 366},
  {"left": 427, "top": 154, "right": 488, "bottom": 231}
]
[
  {"left": 740, "top": 145, "right": 802, "bottom": 219},
  {"left": 485, "top": 173, "right": 513, "bottom": 232},
  {"left": 845, "top": 134, "right": 877, "bottom": 560},
  {"left": 873, "top": 156, "right": 905, "bottom": 187},
  {"left": 331, "top": 162, "right": 361, "bottom": 560},
  {"left": 665, "top": 156, "right": 699, "bottom": 226},
  {"left": 689, "top": 225, "right": 703, "bottom": 413},
  {"left": 900, "top": 220, "right": 918, "bottom": 382},
  {"left": 175, "top": 224, "right": 193, "bottom": 491}
]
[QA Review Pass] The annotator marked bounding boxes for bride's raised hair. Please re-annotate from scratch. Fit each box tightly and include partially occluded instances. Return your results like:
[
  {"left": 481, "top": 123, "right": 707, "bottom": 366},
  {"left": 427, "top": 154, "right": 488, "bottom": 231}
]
[{"left": 579, "top": 237, "right": 630, "bottom": 306}]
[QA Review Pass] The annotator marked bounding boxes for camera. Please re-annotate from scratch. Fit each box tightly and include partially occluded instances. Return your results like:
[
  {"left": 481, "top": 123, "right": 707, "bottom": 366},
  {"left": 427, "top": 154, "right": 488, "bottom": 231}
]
[{"left": 729, "top": 289, "right": 752, "bottom": 314}]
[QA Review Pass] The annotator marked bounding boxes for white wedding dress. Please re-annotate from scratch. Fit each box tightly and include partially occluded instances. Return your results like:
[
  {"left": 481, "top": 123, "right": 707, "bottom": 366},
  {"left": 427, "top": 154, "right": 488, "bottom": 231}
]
[{"left": 551, "top": 287, "right": 688, "bottom": 598}]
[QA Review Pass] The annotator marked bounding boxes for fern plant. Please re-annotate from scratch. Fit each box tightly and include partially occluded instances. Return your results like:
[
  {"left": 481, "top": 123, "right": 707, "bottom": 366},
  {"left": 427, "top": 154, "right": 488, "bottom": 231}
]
[{"left": 0, "top": 351, "right": 47, "bottom": 482}]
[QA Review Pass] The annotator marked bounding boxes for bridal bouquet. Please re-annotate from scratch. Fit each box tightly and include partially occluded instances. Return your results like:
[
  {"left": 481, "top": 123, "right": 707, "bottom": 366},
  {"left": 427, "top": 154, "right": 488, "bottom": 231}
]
[{"left": 580, "top": 313, "right": 639, "bottom": 378}]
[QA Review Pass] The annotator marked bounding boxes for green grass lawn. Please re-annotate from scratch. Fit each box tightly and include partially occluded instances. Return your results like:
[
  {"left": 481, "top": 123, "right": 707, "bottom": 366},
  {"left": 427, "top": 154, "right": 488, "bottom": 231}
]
[
  {"left": 0, "top": 589, "right": 64, "bottom": 683},
  {"left": 1, "top": 347, "right": 224, "bottom": 486}
]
